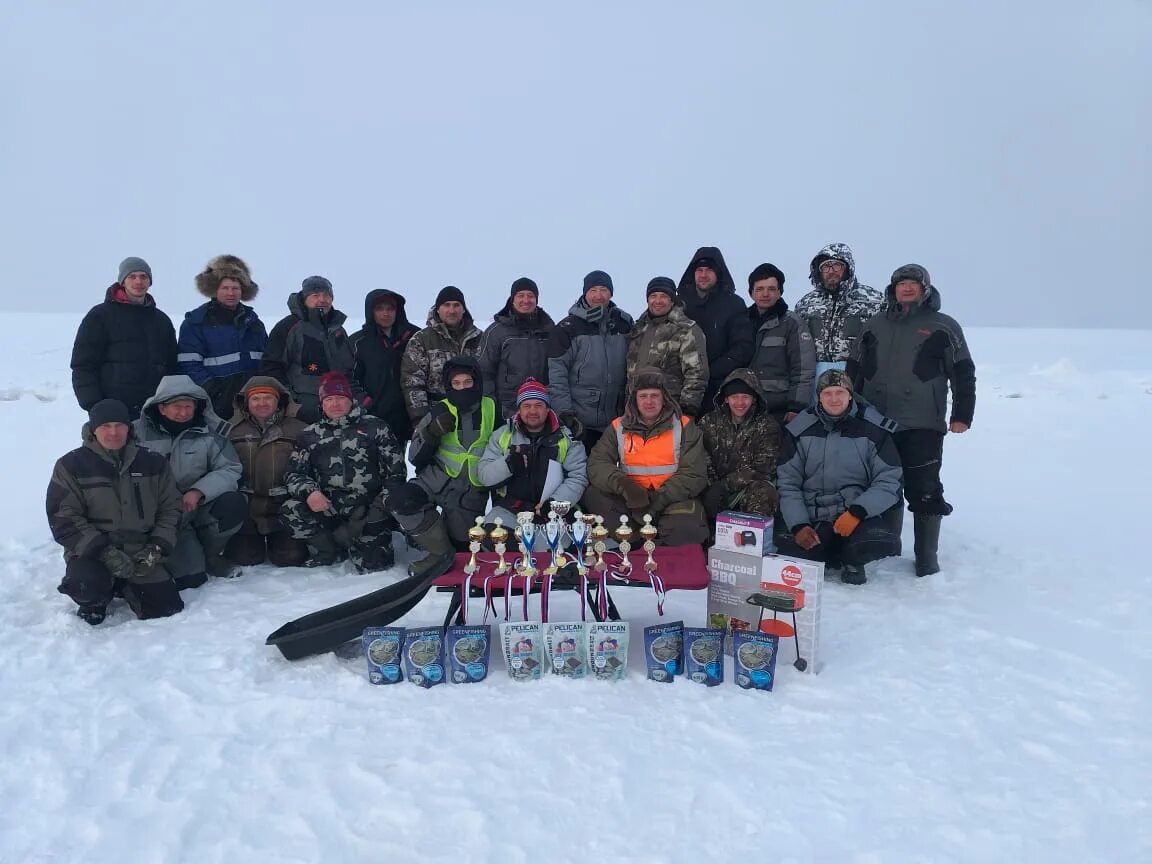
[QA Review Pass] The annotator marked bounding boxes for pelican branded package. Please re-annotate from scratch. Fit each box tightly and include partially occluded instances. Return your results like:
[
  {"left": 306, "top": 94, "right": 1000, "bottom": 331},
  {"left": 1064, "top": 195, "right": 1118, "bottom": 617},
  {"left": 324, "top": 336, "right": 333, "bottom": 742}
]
[
  {"left": 706, "top": 547, "right": 824, "bottom": 674},
  {"left": 587, "top": 622, "right": 630, "bottom": 681},
  {"left": 644, "top": 620, "right": 684, "bottom": 682},
  {"left": 402, "top": 626, "right": 446, "bottom": 688},
  {"left": 714, "top": 511, "right": 775, "bottom": 557},
  {"left": 362, "top": 626, "right": 405, "bottom": 685},
  {"left": 544, "top": 622, "right": 588, "bottom": 678},
  {"left": 445, "top": 624, "right": 492, "bottom": 684},
  {"left": 500, "top": 621, "right": 544, "bottom": 681}
]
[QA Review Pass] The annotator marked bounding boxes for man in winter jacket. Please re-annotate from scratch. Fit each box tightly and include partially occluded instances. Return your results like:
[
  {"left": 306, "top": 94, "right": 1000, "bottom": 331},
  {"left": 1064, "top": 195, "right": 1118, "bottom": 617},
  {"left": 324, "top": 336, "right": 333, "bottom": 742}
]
[
  {"left": 747, "top": 263, "right": 816, "bottom": 424},
  {"left": 223, "top": 376, "right": 310, "bottom": 568},
  {"left": 476, "top": 378, "right": 588, "bottom": 538},
  {"left": 698, "top": 369, "right": 782, "bottom": 520},
  {"left": 794, "top": 242, "right": 884, "bottom": 390},
  {"left": 47, "top": 399, "right": 185, "bottom": 624},
  {"left": 281, "top": 372, "right": 406, "bottom": 572},
  {"left": 547, "top": 270, "right": 634, "bottom": 450},
  {"left": 585, "top": 367, "right": 710, "bottom": 546},
  {"left": 404, "top": 356, "right": 496, "bottom": 549},
  {"left": 626, "top": 278, "right": 709, "bottom": 417},
  {"left": 134, "top": 375, "right": 247, "bottom": 587},
  {"left": 350, "top": 289, "right": 419, "bottom": 445},
  {"left": 847, "top": 264, "right": 976, "bottom": 577},
  {"left": 260, "top": 276, "right": 364, "bottom": 423},
  {"left": 677, "top": 247, "right": 755, "bottom": 410},
  {"left": 478, "top": 277, "right": 557, "bottom": 420},
  {"left": 71, "top": 256, "right": 178, "bottom": 415},
  {"left": 775, "top": 370, "right": 903, "bottom": 585},
  {"left": 401, "top": 285, "right": 483, "bottom": 424},
  {"left": 177, "top": 255, "right": 268, "bottom": 419}
]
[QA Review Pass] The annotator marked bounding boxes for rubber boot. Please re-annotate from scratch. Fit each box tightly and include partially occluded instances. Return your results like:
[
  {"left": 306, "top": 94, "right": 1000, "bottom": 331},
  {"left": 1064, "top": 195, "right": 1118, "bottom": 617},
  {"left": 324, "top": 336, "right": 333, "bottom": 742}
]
[
  {"left": 303, "top": 531, "right": 342, "bottom": 568},
  {"left": 401, "top": 513, "right": 456, "bottom": 579},
  {"left": 913, "top": 514, "right": 942, "bottom": 577},
  {"left": 841, "top": 563, "right": 867, "bottom": 585}
]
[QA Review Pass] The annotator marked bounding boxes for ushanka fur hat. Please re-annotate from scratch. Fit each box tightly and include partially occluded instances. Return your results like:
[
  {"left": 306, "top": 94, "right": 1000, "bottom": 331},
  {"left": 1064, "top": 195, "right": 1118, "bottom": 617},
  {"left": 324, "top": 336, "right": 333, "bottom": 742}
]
[{"left": 195, "top": 254, "right": 259, "bottom": 301}]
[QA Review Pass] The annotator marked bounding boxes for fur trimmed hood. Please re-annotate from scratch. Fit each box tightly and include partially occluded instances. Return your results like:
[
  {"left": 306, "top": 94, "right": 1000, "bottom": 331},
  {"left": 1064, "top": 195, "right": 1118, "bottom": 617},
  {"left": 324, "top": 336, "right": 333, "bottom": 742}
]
[{"left": 195, "top": 255, "right": 259, "bottom": 301}]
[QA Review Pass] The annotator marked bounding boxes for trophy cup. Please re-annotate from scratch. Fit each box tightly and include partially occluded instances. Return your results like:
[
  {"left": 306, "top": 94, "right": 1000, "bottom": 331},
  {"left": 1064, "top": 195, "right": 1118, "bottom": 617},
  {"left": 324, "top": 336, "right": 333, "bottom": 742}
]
[
  {"left": 543, "top": 506, "right": 563, "bottom": 576},
  {"left": 580, "top": 512, "right": 599, "bottom": 570},
  {"left": 615, "top": 515, "right": 634, "bottom": 576},
  {"left": 514, "top": 511, "right": 537, "bottom": 579},
  {"left": 640, "top": 513, "right": 659, "bottom": 572},
  {"left": 490, "top": 516, "right": 510, "bottom": 575},
  {"left": 570, "top": 510, "right": 590, "bottom": 576},
  {"left": 591, "top": 515, "right": 610, "bottom": 572},
  {"left": 464, "top": 516, "right": 487, "bottom": 576}
]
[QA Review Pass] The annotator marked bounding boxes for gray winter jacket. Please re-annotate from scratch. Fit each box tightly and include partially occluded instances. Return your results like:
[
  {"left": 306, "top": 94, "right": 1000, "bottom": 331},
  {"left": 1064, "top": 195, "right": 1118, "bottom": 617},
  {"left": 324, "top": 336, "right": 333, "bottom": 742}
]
[
  {"left": 846, "top": 271, "right": 976, "bottom": 433},
  {"left": 476, "top": 415, "right": 588, "bottom": 510},
  {"left": 133, "top": 375, "right": 243, "bottom": 503},
  {"left": 547, "top": 299, "right": 634, "bottom": 432},
  {"left": 794, "top": 243, "right": 884, "bottom": 363},
  {"left": 747, "top": 300, "right": 817, "bottom": 415},
  {"left": 777, "top": 400, "right": 903, "bottom": 529}
]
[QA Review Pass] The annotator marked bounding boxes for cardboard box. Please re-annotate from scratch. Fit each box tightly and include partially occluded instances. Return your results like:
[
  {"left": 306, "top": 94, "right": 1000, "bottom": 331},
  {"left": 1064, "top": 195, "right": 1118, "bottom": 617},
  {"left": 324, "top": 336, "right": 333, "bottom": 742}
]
[
  {"left": 714, "top": 511, "right": 775, "bottom": 557},
  {"left": 706, "top": 547, "right": 823, "bottom": 674}
]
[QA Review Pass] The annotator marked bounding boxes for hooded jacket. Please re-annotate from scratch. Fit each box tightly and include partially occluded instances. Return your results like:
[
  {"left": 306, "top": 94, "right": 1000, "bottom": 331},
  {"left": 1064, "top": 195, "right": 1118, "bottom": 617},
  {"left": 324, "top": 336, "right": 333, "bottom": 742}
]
[
  {"left": 71, "top": 285, "right": 178, "bottom": 414},
  {"left": 846, "top": 266, "right": 976, "bottom": 433},
  {"left": 777, "top": 400, "right": 903, "bottom": 529},
  {"left": 47, "top": 424, "right": 183, "bottom": 577},
  {"left": 350, "top": 289, "right": 420, "bottom": 442},
  {"left": 475, "top": 409, "right": 588, "bottom": 513},
  {"left": 400, "top": 305, "right": 484, "bottom": 422},
  {"left": 547, "top": 297, "right": 634, "bottom": 431},
  {"left": 626, "top": 302, "right": 709, "bottom": 415},
  {"left": 794, "top": 242, "right": 885, "bottom": 363},
  {"left": 229, "top": 376, "right": 310, "bottom": 534},
  {"left": 260, "top": 292, "right": 363, "bottom": 423},
  {"left": 697, "top": 369, "right": 783, "bottom": 514},
  {"left": 677, "top": 247, "right": 755, "bottom": 407},
  {"left": 177, "top": 301, "right": 267, "bottom": 419},
  {"left": 132, "top": 375, "right": 243, "bottom": 503},
  {"left": 747, "top": 298, "right": 817, "bottom": 415},
  {"left": 478, "top": 300, "right": 557, "bottom": 420},
  {"left": 587, "top": 369, "right": 709, "bottom": 516}
]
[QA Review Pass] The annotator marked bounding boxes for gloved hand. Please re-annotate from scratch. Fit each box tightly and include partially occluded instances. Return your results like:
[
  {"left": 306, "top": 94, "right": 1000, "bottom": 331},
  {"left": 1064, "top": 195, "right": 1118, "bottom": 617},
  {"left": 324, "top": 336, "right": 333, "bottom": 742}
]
[
  {"left": 793, "top": 525, "right": 821, "bottom": 550},
  {"left": 132, "top": 542, "right": 167, "bottom": 577},
  {"left": 387, "top": 481, "right": 429, "bottom": 516},
  {"left": 99, "top": 546, "right": 137, "bottom": 581},
  {"left": 424, "top": 406, "right": 457, "bottom": 439},
  {"left": 558, "top": 411, "right": 584, "bottom": 438},
  {"left": 620, "top": 479, "right": 651, "bottom": 511},
  {"left": 505, "top": 445, "right": 532, "bottom": 477},
  {"left": 833, "top": 509, "right": 863, "bottom": 537}
]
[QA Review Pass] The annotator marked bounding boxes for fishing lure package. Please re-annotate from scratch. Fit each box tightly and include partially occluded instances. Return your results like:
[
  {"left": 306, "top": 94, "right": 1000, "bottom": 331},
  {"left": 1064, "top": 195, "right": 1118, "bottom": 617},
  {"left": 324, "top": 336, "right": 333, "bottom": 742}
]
[
  {"left": 402, "top": 626, "right": 445, "bottom": 688},
  {"left": 644, "top": 620, "right": 684, "bottom": 683},
  {"left": 445, "top": 625, "right": 492, "bottom": 684},
  {"left": 362, "top": 626, "right": 405, "bottom": 685},
  {"left": 500, "top": 621, "right": 544, "bottom": 682},
  {"left": 544, "top": 622, "right": 588, "bottom": 679},
  {"left": 587, "top": 621, "right": 630, "bottom": 681},
  {"left": 732, "top": 630, "right": 779, "bottom": 692},
  {"left": 683, "top": 627, "right": 725, "bottom": 687}
]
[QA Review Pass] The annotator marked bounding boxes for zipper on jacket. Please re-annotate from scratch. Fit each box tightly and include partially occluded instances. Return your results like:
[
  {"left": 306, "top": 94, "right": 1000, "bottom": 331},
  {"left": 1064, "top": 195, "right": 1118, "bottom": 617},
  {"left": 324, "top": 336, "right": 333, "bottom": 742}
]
[{"left": 133, "top": 482, "right": 146, "bottom": 521}]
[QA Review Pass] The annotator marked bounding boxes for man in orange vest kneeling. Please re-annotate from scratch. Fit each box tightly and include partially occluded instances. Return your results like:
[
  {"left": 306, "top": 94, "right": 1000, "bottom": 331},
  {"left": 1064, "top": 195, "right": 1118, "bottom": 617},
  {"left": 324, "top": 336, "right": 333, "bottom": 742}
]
[{"left": 584, "top": 367, "right": 710, "bottom": 546}]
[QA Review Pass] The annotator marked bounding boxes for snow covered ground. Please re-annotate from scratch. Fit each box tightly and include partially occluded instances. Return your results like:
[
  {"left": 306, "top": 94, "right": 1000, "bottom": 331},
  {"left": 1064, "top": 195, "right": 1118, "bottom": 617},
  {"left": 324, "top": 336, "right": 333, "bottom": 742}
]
[{"left": 0, "top": 316, "right": 1148, "bottom": 863}]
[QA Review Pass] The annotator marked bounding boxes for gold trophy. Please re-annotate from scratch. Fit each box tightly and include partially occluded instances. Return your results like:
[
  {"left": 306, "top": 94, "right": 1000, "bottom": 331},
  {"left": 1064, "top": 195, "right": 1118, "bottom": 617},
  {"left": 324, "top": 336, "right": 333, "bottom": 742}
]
[
  {"left": 490, "top": 516, "right": 510, "bottom": 575},
  {"left": 615, "top": 515, "right": 634, "bottom": 576},
  {"left": 514, "top": 511, "right": 537, "bottom": 579},
  {"left": 591, "top": 515, "right": 610, "bottom": 572},
  {"left": 640, "top": 513, "right": 659, "bottom": 572},
  {"left": 464, "top": 516, "right": 487, "bottom": 576},
  {"left": 581, "top": 512, "right": 599, "bottom": 570}
]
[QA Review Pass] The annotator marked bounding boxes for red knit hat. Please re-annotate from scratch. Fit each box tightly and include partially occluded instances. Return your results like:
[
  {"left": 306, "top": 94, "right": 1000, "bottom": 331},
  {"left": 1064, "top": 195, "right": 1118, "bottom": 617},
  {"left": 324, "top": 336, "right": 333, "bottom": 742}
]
[
  {"left": 515, "top": 377, "right": 550, "bottom": 407},
  {"left": 319, "top": 372, "right": 354, "bottom": 401}
]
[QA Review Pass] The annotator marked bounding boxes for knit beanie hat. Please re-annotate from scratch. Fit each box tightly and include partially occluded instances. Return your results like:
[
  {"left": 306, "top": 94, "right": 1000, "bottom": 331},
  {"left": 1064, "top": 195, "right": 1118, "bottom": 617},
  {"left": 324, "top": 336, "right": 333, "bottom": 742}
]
[
  {"left": 645, "top": 276, "right": 676, "bottom": 298},
  {"left": 88, "top": 398, "right": 132, "bottom": 427},
  {"left": 118, "top": 257, "right": 152, "bottom": 284},
  {"left": 318, "top": 371, "right": 354, "bottom": 401},
  {"left": 301, "top": 275, "right": 334, "bottom": 298},
  {"left": 816, "top": 369, "right": 853, "bottom": 393},
  {"left": 515, "top": 377, "right": 550, "bottom": 407},
  {"left": 582, "top": 270, "right": 614, "bottom": 296},
  {"left": 435, "top": 285, "right": 466, "bottom": 308},
  {"left": 510, "top": 277, "right": 539, "bottom": 299},
  {"left": 721, "top": 378, "right": 757, "bottom": 400},
  {"left": 748, "top": 263, "right": 786, "bottom": 293}
]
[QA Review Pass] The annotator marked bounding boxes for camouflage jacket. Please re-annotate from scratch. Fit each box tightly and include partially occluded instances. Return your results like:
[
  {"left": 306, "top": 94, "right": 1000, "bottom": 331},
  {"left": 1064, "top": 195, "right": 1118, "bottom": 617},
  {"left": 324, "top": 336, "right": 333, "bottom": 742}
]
[
  {"left": 284, "top": 405, "right": 406, "bottom": 510},
  {"left": 626, "top": 305, "right": 709, "bottom": 414},
  {"left": 794, "top": 242, "right": 884, "bottom": 363},
  {"left": 400, "top": 309, "right": 483, "bottom": 422}
]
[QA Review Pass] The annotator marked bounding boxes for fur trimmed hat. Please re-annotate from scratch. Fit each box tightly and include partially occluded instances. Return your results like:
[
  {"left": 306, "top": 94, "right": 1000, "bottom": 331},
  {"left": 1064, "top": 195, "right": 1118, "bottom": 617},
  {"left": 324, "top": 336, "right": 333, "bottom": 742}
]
[{"left": 195, "top": 255, "right": 258, "bottom": 301}]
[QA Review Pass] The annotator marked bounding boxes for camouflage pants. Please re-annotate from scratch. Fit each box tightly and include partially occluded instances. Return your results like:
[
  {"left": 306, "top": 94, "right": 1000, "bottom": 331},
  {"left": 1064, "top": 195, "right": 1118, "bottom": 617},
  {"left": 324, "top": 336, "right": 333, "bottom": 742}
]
[
  {"left": 702, "top": 479, "right": 779, "bottom": 521},
  {"left": 281, "top": 494, "right": 396, "bottom": 571}
]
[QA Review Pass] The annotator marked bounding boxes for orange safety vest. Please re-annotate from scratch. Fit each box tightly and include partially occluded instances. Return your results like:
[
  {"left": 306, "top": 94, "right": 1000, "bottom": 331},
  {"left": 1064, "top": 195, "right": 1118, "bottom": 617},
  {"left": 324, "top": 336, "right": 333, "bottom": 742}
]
[{"left": 613, "top": 415, "right": 689, "bottom": 490}]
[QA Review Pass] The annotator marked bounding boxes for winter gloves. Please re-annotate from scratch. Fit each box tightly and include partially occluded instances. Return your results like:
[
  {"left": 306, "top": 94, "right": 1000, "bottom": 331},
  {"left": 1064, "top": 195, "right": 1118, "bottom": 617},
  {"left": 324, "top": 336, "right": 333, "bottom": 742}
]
[
  {"left": 425, "top": 406, "right": 457, "bottom": 439},
  {"left": 620, "top": 479, "right": 651, "bottom": 511},
  {"left": 132, "top": 542, "right": 167, "bottom": 578},
  {"left": 388, "top": 481, "right": 430, "bottom": 516},
  {"left": 833, "top": 505, "right": 868, "bottom": 537},
  {"left": 792, "top": 525, "right": 821, "bottom": 550},
  {"left": 505, "top": 444, "right": 532, "bottom": 477},
  {"left": 100, "top": 546, "right": 137, "bottom": 581}
]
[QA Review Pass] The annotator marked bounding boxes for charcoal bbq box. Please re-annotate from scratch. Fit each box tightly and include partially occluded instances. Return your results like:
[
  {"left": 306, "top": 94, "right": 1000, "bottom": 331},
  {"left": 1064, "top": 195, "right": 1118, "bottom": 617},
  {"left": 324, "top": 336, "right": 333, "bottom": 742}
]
[
  {"left": 706, "top": 547, "right": 823, "bottom": 674},
  {"left": 713, "top": 511, "right": 775, "bottom": 557}
]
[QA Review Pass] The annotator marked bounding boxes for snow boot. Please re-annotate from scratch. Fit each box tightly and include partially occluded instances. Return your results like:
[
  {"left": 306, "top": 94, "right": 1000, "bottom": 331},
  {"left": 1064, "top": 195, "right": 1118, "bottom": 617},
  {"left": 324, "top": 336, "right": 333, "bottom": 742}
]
[
  {"left": 403, "top": 514, "right": 456, "bottom": 580},
  {"left": 841, "top": 563, "right": 867, "bottom": 585},
  {"left": 913, "top": 515, "right": 942, "bottom": 577},
  {"left": 173, "top": 572, "right": 209, "bottom": 591},
  {"left": 76, "top": 604, "right": 107, "bottom": 626},
  {"left": 303, "top": 531, "right": 343, "bottom": 568}
]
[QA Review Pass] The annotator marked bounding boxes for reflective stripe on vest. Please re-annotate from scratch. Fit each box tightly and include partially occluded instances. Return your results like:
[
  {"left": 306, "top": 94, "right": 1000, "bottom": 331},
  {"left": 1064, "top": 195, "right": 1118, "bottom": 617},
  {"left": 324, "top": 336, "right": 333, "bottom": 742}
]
[
  {"left": 614, "top": 415, "right": 689, "bottom": 490},
  {"left": 438, "top": 397, "right": 497, "bottom": 486},
  {"left": 494, "top": 426, "right": 570, "bottom": 499}
]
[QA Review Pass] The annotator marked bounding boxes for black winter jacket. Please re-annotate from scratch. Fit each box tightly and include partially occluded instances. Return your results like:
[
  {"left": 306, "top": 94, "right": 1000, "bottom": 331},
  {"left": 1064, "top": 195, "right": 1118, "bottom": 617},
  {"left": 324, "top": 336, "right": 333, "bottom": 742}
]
[
  {"left": 350, "top": 289, "right": 420, "bottom": 442},
  {"left": 477, "top": 302, "right": 557, "bottom": 420}
]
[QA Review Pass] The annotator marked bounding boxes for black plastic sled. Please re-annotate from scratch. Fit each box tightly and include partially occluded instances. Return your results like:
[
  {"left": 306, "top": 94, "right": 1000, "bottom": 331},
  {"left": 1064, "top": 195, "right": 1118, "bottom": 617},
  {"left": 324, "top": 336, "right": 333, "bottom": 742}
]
[{"left": 266, "top": 570, "right": 440, "bottom": 661}]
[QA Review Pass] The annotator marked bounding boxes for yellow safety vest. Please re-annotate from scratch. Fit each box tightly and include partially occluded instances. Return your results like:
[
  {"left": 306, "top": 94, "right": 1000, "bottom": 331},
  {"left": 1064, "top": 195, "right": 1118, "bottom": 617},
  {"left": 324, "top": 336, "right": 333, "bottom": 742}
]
[{"left": 437, "top": 397, "right": 496, "bottom": 486}]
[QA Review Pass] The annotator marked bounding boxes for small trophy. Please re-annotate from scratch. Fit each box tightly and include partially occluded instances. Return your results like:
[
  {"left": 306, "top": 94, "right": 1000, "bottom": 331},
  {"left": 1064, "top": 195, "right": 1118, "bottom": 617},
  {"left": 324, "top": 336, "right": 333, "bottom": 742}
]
[
  {"left": 615, "top": 515, "right": 634, "bottom": 576},
  {"left": 570, "top": 510, "right": 590, "bottom": 576},
  {"left": 581, "top": 512, "right": 599, "bottom": 569},
  {"left": 490, "top": 516, "right": 510, "bottom": 575},
  {"left": 543, "top": 507, "right": 563, "bottom": 576},
  {"left": 464, "top": 516, "right": 487, "bottom": 576},
  {"left": 515, "top": 511, "right": 537, "bottom": 579},
  {"left": 640, "top": 513, "right": 658, "bottom": 572},
  {"left": 591, "top": 515, "right": 610, "bottom": 572}
]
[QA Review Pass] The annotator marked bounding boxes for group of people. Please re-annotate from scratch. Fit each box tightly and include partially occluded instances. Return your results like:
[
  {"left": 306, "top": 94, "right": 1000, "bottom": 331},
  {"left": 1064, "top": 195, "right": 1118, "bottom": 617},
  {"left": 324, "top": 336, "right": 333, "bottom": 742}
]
[{"left": 49, "top": 244, "right": 976, "bottom": 624}]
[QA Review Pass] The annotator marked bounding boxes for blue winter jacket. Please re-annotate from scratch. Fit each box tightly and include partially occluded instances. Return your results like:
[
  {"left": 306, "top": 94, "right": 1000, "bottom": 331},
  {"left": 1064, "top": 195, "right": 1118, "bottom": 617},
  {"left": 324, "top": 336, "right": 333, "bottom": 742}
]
[{"left": 177, "top": 301, "right": 268, "bottom": 416}]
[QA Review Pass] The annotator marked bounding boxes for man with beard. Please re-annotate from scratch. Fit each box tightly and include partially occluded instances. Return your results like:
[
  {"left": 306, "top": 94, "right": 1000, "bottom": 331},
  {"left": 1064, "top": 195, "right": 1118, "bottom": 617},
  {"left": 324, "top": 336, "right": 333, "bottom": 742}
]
[
  {"left": 401, "top": 285, "right": 483, "bottom": 425},
  {"left": 351, "top": 289, "right": 420, "bottom": 446},
  {"left": 746, "top": 263, "right": 816, "bottom": 424},
  {"left": 478, "top": 277, "right": 557, "bottom": 420}
]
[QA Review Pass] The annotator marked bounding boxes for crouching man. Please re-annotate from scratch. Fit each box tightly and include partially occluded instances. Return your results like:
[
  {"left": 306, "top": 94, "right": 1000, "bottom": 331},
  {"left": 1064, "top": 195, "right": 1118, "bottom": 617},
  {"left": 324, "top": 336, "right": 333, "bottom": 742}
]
[
  {"left": 476, "top": 378, "right": 587, "bottom": 541},
  {"left": 281, "top": 372, "right": 406, "bottom": 571},
  {"left": 775, "top": 370, "right": 903, "bottom": 584},
  {"left": 47, "top": 399, "right": 184, "bottom": 624},
  {"left": 584, "top": 368, "right": 710, "bottom": 545},
  {"left": 134, "top": 375, "right": 247, "bottom": 587}
]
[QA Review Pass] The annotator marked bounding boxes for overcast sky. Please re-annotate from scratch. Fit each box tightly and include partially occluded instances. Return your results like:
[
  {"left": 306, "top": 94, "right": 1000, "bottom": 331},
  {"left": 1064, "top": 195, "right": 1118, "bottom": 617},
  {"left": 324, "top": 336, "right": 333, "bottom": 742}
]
[{"left": 2, "top": 0, "right": 1149, "bottom": 329}]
